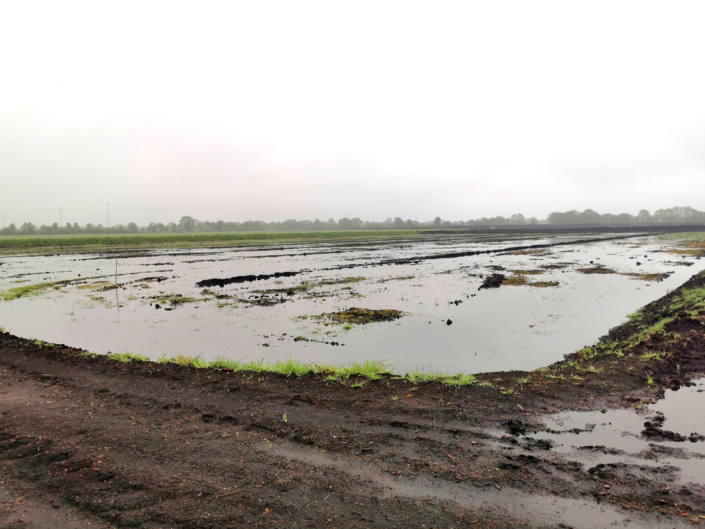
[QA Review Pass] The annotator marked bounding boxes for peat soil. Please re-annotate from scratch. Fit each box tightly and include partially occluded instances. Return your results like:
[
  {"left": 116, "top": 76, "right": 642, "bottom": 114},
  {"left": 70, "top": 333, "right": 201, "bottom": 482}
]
[{"left": 2, "top": 274, "right": 705, "bottom": 527}]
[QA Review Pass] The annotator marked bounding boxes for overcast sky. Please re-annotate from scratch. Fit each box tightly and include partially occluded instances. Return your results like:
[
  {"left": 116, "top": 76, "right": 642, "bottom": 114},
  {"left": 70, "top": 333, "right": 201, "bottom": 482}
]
[{"left": 1, "top": 1, "right": 704, "bottom": 227}]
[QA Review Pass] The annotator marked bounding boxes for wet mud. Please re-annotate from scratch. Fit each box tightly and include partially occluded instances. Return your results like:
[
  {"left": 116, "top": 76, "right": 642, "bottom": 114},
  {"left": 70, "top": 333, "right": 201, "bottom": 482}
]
[{"left": 313, "top": 308, "right": 405, "bottom": 325}]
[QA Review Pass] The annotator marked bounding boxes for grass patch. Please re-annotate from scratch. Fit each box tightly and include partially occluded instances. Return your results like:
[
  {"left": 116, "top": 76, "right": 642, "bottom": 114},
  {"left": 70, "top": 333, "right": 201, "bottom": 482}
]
[
  {"left": 313, "top": 308, "right": 405, "bottom": 325},
  {"left": 108, "top": 351, "right": 149, "bottom": 362},
  {"left": 272, "top": 357, "right": 313, "bottom": 377},
  {"left": 442, "top": 374, "right": 477, "bottom": 387},
  {"left": 501, "top": 274, "right": 559, "bottom": 288},
  {"left": 170, "top": 354, "right": 210, "bottom": 368},
  {"left": 640, "top": 351, "right": 665, "bottom": 362},
  {"left": 1, "top": 280, "right": 70, "bottom": 301},
  {"left": 577, "top": 266, "right": 617, "bottom": 275},
  {"left": 0, "top": 230, "right": 434, "bottom": 256}
]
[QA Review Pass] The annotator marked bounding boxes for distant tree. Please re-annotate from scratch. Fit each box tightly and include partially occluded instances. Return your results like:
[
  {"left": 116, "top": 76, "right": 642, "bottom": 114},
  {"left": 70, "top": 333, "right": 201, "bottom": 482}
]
[
  {"left": 636, "top": 209, "right": 651, "bottom": 224},
  {"left": 179, "top": 216, "right": 196, "bottom": 232},
  {"left": 20, "top": 222, "right": 36, "bottom": 233},
  {"left": 127, "top": 222, "right": 139, "bottom": 232},
  {"left": 433, "top": 216, "right": 441, "bottom": 227},
  {"left": 510, "top": 213, "right": 526, "bottom": 225},
  {"left": 601, "top": 213, "right": 617, "bottom": 225},
  {"left": 527, "top": 217, "right": 538, "bottom": 225},
  {"left": 615, "top": 213, "right": 634, "bottom": 224},
  {"left": 338, "top": 217, "right": 354, "bottom": 230},
  {"left": 4, "top": 223, "right": 17, "bottom": 234},
  {"left": 393, "top": 217, "right": 405, "bottom": 229}
]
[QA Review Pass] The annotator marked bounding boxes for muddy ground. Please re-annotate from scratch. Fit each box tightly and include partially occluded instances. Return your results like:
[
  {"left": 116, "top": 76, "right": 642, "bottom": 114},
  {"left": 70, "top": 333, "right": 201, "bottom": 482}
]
[{"left": 1, "top": 271, "right": 705, "bottom": 528}]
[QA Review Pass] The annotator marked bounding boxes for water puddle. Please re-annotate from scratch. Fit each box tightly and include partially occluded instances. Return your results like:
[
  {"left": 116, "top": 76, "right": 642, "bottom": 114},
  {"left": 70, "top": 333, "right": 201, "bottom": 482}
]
[
  {"left": 0, "top": 233, "right": 701, "bottom": 373},
  {"left": 531, "top": 378, "right": 705, "bottom": 486}
]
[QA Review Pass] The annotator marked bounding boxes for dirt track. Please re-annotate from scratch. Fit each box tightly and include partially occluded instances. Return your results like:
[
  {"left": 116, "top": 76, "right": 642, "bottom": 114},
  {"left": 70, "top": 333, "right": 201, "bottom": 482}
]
[{"left": 2, "top": 272, "right": 705, "bottom": 528}]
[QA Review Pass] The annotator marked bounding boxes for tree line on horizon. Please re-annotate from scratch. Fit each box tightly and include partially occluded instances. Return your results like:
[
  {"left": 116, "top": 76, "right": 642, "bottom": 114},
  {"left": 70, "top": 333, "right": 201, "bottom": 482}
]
[{"left": 0, "top": 206, "right": 703, "bottom": 236}]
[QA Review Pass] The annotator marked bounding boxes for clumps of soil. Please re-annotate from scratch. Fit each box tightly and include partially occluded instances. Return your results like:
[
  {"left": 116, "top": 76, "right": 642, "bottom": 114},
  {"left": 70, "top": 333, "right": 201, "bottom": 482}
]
[
  {"left": 76, "top": 281, "right": 118, "bottom": 292},
  {"left": 540, "top": 263, "right": 573, "bottom": 270},
  {"left": 313, "top": 307, "right": 404, "bottom": 325},
  {"left": 504, "top": 248, "right": 552, "bottom": 256},
  {"left": 509, "top": 269, "right": 546, "bottom": 275},
  {"left": 578, "top": 266, "right": 617, "bottom": 275},
  {"left": 502, "top": 275, "right": 528, "bottom": 287},
  {"left": 378, "top": 275, "right": 415, "bottom": 283},
  {"left": 317, "top": 276, "right": 366, "bottom": 286},
  {"left": 152, "top": 293, "right": 200, "bottom": 306},
  {"left": 665, "top": 240, "right": 705, "bottom": 258},
  {"left": 527, "top": 281, "right": 560, "bottom": 288},
  {"left": 623, "top": 272, "right": 672, "bottom": 282},
  {"left": 501, "top": 274, "right": 560, "bottom": 288},
  {"left": 196, "top": 270, "right": 304, "bottom": 288},
  {"left": 664, "top": 260, "right": 694, "bottom": 267},
  {"left": 578, "top": 266, "right": 671, "bottom": 282},
  {"left": 253, "top": 277, "right": 365, "bottom": 297},
  {"left": 479, "top": 273, "right": 506, "bottom": 289}
]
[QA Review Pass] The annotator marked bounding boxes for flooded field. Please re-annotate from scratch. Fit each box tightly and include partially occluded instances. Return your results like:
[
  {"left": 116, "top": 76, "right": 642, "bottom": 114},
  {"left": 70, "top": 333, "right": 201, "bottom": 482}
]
[{"left": 0, "top": 232, "right": 702, "bottom": 374}]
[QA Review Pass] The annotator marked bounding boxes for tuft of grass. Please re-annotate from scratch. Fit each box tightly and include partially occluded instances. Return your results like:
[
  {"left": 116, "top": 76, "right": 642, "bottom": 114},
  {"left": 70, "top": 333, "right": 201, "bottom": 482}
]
[
  {"left": 30, "top": 338, "right": 55, "bottom": 348},
  {"left": 109, "top": 351, "right": 149, "bottom": 362},
  {"left": 171, "top": 354, "right": 209, "bottom": 368},
  {"left": 477, "top": 381, "right": 494, "bottom": 389},
  {"left": 640, "top": 351, "right": 665, "bottom": 362},
  {"left": 0, "top": 326, "right": 5, "bottom": 333},
  {"left": 442, "top": 374, "right": 477, "bottom": 387},
  {"left": 272, "top": 357, "right": 312, "bottom": 377},
  {"left": 1, "top": 280, "right": 70, "bottom": 301},
  {"left": 570, "top": 374, "right": 583, "bottom": 381},
  {"left": 499, "top": 387, "right": 517, "bottom": 396},
  {"left": 627, "top": 308, "right": 644, "bottom": 322},
  {"left": 646, "top": 375, "right": 655, "bottom": 387},
  {"left": 515, "top": 377, "right": 531, "bottom": 385},
  {"left": 578, "top": 347, "right": 597, "bottom": 361},
  {"left": 404, "top": 370, "right": 443, "bottom": 384},
  {"left": 345, "top": 359, "right": 393, "bottom": 380}
]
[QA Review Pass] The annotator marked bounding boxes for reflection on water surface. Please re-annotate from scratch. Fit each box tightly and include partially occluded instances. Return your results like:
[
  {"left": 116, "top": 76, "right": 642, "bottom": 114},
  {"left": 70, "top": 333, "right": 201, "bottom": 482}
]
[{"left": 0, "top": 234, "right": 701, "bottom": 374}]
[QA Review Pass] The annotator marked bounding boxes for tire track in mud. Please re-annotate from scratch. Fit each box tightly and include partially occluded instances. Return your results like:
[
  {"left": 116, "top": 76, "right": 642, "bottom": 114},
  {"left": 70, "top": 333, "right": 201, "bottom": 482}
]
[{"left": 267, "top": 443, "right": 683, "bottom": 529}]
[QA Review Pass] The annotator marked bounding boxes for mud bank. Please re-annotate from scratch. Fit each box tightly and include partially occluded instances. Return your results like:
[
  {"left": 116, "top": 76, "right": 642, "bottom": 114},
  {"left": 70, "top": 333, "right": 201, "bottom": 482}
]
[{"left": 0, "top": 271, "right": 705, "bottom": 527}]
